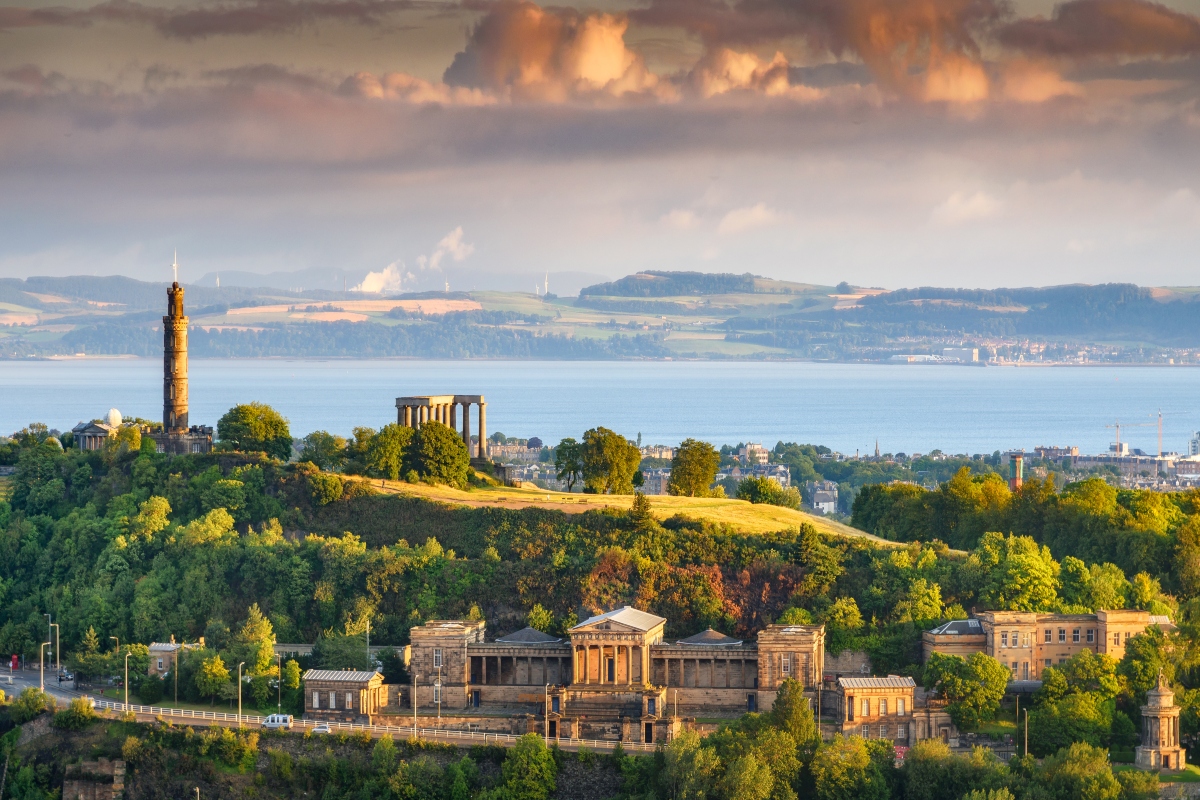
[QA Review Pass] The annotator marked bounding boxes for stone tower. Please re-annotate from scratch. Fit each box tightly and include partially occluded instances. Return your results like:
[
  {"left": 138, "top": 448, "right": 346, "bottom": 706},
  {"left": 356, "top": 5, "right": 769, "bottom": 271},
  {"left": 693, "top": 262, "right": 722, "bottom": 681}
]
[
  {"left": 163, "top": 280, "right": 189, "bottom": 432},
  {"left": 1135, "top": 670, "right": 1185, "bottom": 771}
]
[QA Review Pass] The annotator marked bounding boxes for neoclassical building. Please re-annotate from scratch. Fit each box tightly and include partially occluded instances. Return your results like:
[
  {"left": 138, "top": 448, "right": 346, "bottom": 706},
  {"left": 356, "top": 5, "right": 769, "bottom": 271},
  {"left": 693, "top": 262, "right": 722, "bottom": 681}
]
[{"left": 406, "top": 606, "right": 825, "bottom": 742}]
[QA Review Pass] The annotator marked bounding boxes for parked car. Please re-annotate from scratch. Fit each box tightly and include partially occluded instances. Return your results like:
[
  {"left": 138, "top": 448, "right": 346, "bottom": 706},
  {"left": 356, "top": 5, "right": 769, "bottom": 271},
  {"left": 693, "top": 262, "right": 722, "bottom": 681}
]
[
  {"left": 262, "top": 714, "right": 293, "bottom": 730},
  {"left": 57, "top": 671, "right": 73, "bottom": 683},
  {"left": 310, "top": 723, "right": 332, "bottom": 735}
]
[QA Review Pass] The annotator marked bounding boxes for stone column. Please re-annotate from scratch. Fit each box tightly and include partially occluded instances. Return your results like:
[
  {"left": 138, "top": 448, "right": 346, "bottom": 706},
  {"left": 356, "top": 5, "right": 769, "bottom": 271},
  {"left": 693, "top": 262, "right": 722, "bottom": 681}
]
[
  {"left": 450, "top": 404, "right": 457, "bottom": 430},
  {"left": 478, "top": 403, "right": 488, "bottom": 458},
  {"left": 462, "top": 404, "right": 471, "bottom": 451},
  {"left": 403, "top": 406, "right": 412, "bottom": 427},
  {"left": 627, "top": 645, "right": 633, "bottom": 686}
]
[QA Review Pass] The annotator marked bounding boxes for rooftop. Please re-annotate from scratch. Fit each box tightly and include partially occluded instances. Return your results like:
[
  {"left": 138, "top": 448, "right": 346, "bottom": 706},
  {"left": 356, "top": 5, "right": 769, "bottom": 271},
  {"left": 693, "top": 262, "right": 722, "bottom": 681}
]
[
  {"left": 572, "top": 606, "right": 666, "bottom": 633},
  {"left": 926, "top": 619, "right": 983, "bottom": 636},
  {"left": 837, "top": 676, "right": 916, "bottom": 690},
  {"left": 495, "top": 627, "right": 562, "bottom": 645},
  {"left": 676, "top": 629, "right": 742, "bottom": 646},
  {"left": 302, "top": 669, "right": 381, "bottom": 682}
]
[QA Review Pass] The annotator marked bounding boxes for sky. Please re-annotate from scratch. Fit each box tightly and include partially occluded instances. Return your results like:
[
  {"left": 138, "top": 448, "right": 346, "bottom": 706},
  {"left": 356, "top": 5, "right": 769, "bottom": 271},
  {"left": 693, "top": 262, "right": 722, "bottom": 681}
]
[{"left": 3, "top": 0, "right": 1200, "bottom": 290}]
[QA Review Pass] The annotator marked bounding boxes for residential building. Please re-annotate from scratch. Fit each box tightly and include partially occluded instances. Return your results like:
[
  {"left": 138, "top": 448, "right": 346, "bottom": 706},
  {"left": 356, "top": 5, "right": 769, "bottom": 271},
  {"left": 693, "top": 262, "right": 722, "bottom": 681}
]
[
  {"left": 489, "top": 444, "right": 542, "bottom": 463},
  {"left": 739, "top": 443, "right": 769, "bottom": 465},
  {"left": 1191, "top": 431, "right": 1200, "bottom": 457},
  {"left": 640, "top": 445, "right": 676, "bottom": 460},
  {"left": 923, "top": 610, "right": 1174, "bottom": 681},
  {"left": 1034, "top": 446, "right": 1079, "bottom": 461},
  {"left": 147, "top": 636, "right": 204, "bottom": 678},
  {"left": 719, "top": 464, "right": 791, "bottom": 488},
  {"left": 834, "top": 676, "right": 958, "bottom": 744},
  {"left": 805, "top": 480, "right": 839, "bottom": 514},
  {"left": 641, "top": 468, "right": 671, "bottom": 495}
]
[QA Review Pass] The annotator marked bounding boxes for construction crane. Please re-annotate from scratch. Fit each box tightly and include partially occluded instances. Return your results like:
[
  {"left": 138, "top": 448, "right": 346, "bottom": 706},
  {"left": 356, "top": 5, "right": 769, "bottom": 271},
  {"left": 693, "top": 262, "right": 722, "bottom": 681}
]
[{"left": 1106, "top": 411, "right": 1184, "bottom": 457}]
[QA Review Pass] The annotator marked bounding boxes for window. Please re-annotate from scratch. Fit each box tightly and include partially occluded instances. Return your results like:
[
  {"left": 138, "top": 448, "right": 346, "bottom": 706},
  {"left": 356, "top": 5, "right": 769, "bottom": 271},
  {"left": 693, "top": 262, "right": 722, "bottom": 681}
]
[
  {"left": 781, "top": 654, "right": 791, "bottom": 676},
  {"left": 433, "top": 682, "right": 442, "bottom": 704},
  {"left": 862, "top": 698, "right": 870, "bottom": 718},
  {"left": 897, "top": 699, "right": 906, "bottom": 716},
  {"left": 1045, "top": 659, "right": 1052, "bottom": 667},
  {"left": 1087, "top": 629, "right": 1095, "bottom": 643},
  {"left": 861, "top": 725, "right": 869, "bottom": 737},
  {"left": 1058, "top": 629, "right": 1066, "bottom": 643},
  {"left": 1125, "top": 632, "right": 1131, "bottom": 643},
  {"left": 1072, "top": 629, "right": 1080, "bottom": 643},
  {"left": 879, "top": 725, "right": 888, "bottom": 738},
  {"left": 1114, "top": 632, "right": 1121, "bottom": 646},
  {"left": 1001, "top": 632, "right": 1009, "bottom": 648},
  {"left": 329, "top": 692, "right": 336, "bottom": 709},
  {"left": 880, "top": 699, "right": 888, "bottom": 715},
  {"left": 645, "top": 698, "right": 653, "bottom": 716},
  {"left": 313, "top": 691, "right": 320, "bottom": 708},
  {"left": 1011, "top": 661, "right": 1018, "bottom": 673},
  {"left": 1045, "top": 629, "right": 1052, "bottom": 643},
  {"left": 157, "top": 658, "right": 164, "bottom": 670},
  {"left": 1023, "top": 662, "right": 1029, "bottom": 680},
  {"left": 847, "top": 697, "right": 854, "bottom": 721},
  {"left": 346, "top": 692, "right": 353, "bottom": 709},
  {"left": 1022, "top": 633, "right": 1030, "bottom": 648},
  {"left": 434, "top": 649, "right": 443, "bottom": 668}
]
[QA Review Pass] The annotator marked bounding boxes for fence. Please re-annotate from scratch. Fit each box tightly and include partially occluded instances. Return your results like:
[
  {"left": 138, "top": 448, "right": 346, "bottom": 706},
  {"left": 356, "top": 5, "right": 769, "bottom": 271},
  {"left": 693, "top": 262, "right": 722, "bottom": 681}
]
[{"left": 88, "top": 698, "right": 656, "bottom": 752}]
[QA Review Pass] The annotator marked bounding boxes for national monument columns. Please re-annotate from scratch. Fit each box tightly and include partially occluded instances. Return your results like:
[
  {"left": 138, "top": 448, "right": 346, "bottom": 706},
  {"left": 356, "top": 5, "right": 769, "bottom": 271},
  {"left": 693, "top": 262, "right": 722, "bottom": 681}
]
[{"left": 395, "top": 394, "right": 489, "bottom": 459}]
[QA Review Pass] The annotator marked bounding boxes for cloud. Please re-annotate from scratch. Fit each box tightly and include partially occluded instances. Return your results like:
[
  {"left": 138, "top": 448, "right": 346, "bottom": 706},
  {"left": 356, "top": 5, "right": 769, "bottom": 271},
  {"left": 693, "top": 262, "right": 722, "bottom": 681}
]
[
  {"left": 688, "top": 49, "right": 824, "bottom": 100},
  {"left": 718, "top": 203, "right": 782, "bottom": 234},
  {"left": 1000, "top": 60, "right": 1084, "bottom": 102},
  {"left": 340, "top": 71, "right": 495, "bottom": 105},
  {"left": 0, "top": 0, "right": 420, "bottom": 39},
  {"left": 931, "top": 191, "right": 1003, "bottom": 224},
  {"left": 661, "top": 209, "right": 698, "bottom": 229},
  {"left": 442, "top": 0, "right": 670, "bottom": 102},
  {"left": 997, "top": 0, "right": 1200, "bottom": 59},
  {"left": 417, "top": 226, "right": 474, "bottom": 271}
]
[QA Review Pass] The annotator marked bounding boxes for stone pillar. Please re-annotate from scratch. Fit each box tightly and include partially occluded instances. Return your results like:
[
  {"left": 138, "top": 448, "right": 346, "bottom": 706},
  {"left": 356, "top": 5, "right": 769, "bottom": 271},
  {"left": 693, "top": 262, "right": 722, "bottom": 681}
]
[
  {"left": 479, "top": 402, "right": 487, "bottom": 458},
  {"left": 627, "top": 645, "right": 633, "bottom": 686},
  {"left": 462, "top": 404, "right": 471, "bottom": 451},
  {"left": 450, "top": 404, "right": 457, "bottom": 430}
]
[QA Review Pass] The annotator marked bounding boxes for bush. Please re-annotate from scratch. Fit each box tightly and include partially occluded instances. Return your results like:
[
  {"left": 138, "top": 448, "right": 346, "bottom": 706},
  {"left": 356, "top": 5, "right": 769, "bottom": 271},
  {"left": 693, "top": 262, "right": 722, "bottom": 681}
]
[
  {"left": 308, "top": 472, "right": 344, "bottom": 506},
  {"left": 137, "top": 675, "right": 165, "bottom": 705},
  {"left": 412, "top": 422, "right": 471, "bottom": 488},
  {"left": 10, "top": 687, "right": 55, "bottom": 723},
  {"left": 52, "top": 698, "right": 99, "bottom": 730},
  {"left": 736, "top": 476, "right": 801, "bottom": 509}
]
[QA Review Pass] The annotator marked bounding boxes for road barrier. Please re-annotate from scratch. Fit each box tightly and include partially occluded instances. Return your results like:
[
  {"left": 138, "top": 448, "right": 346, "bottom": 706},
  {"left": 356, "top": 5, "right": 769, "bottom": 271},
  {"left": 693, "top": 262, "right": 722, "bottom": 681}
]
[{"left": 88, "top": 698, "right": 656, "bottom": 752}]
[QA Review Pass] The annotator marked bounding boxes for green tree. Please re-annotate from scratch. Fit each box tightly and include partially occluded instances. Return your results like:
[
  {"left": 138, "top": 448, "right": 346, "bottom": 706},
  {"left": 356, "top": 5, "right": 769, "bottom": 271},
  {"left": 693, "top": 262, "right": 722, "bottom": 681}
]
[
  {"left": 283, "top": 659, "right": 301, "bottom": 690},
  {"left": 217, "top": 403, "right": 292, "bottom": 460},
  {"left": 664, "top": 729, "right": 721, "bottom": 800},
  {"left": 300, "top": 431, "right": 347, "bottom": 472},
  {"left": 1059, "top": 650, "right": 1119, "bottom": 699},
  {"left": 412, "top": 421, "right": 471, "bottom": 488},
  {"left": 231, "top": 603, "right": 276, "bottom": 678},
  {"left": 528, "top": 604, "right": 553, "bottom": 633},
  {"left": 970, "top": 532, "right": 1060, "bottom": 612},
  {"left": 722, "top": 753, "right": 774, "bottom": 800},
  {"left": 770, "top": 677, "right": 820, "bottom": 762},
  {"left": 307, "top": 471, "right": 344, "bottom": 506},
  {"left": 580, "top": 427, "right": 641, "bottom": 494},
  {"left": 668, "top": 439, "right": 720, "bottom": 497},
  {"left": 196, "top": 654, "right": 230, "bottom": 705},
  {"left": 312, "top": 628, "right": 370, "bottom": 671},
  {"left": 1031, "top": 742, "right": 1120, "bottom": 800},
  {"left": 10, "top": 687, "right": 55, "bottom": 723},
  {"left": 923, "top": 652, "right": 1009, "bottom": 729},
  {"left": 498, "top": 734, "right": 557, "bottom": 800},
  {"left": 811, "top": 736, "right": 889, "bottom": 800},
  {"left": 366, "top": 423, "right": 413, "bottom": 481},
  {"left": 1115, "top": 769, "right": 1159, "bottom": 800},
  {"left": 372, "top": 734, "right": 398, "bottom": 774},
  {"left": 554, "top": 438, "right": 583, "bottom": 491}
]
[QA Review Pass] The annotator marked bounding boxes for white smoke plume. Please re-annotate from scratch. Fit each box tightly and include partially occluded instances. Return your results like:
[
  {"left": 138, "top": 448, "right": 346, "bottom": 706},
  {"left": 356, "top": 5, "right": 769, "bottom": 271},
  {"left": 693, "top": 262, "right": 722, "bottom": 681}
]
[{"left": 417, "top": 226, "right": 474, "bottom": 272}]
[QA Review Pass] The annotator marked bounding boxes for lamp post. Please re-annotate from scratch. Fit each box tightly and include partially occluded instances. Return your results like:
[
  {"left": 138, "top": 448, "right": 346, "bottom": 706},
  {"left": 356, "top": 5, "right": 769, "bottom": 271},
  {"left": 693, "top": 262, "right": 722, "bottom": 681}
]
[
  {"left": 124, "top": 651, "right": 130, "bottom": 712},
  {"left": 436, "top": 665, "right": 442, "bottom": 724},
  {"left": 174, "top": 647, "right": 179, "bottom": 705},
  {"left": 44, "top": 613, "right": 51, "bottom": 666},
  {"left": 276, "top": 654, "right": 282, "bottom": 714},
  {"left": 544, "top": 684, "right": 550, "bottom": 744},
  {"left": 50, "top": 623, "right": 59, "bottom": 673},
  {"left": 412, "top": 672, "right": 418, "bottom": 739},
  {"left": 1024, "top": 709, "right": 1029, "bottom": 757},
  {"left": 237, "top": 662, "right": 245, "bottom": 727},
  {"left": 40, "top": 641, "right": 50, "bottom": 691}
]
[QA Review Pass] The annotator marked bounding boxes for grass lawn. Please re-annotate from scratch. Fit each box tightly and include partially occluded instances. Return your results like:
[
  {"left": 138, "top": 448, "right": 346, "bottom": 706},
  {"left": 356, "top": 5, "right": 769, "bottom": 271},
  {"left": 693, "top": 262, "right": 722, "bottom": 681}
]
[
  {"left": 92, "top": 687, "right": 274, "bottom": 716},
  {"left": 1113, "top": 763, "right": 1200, "bottom": 783},
  {"left": 377, "top": 477, "right": 904, "bottom": 543}
]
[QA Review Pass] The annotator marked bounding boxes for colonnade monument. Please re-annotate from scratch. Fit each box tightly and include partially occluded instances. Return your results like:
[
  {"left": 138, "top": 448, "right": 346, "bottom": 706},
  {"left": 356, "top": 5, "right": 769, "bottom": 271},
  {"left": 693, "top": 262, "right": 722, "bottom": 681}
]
[{"left": 396, "top": 395, "right": 489, "bottom": 461}]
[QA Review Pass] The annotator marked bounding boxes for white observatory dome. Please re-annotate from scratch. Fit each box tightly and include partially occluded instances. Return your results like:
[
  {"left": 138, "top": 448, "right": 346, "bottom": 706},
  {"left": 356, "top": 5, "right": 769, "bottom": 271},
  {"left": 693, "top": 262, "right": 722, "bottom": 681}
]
[{"left": 106, "top": 408, "right": 123, "bottom": 427}]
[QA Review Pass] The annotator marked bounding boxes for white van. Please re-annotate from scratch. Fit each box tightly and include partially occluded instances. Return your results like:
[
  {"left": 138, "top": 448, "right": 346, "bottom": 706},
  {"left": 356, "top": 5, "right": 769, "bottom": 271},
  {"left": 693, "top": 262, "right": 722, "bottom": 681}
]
[
  {"left": 0, "top": 675, "right": 14, "bottom": 686},
  {"left": 262, "top": 714, "right": 293, "bottom": 730}
]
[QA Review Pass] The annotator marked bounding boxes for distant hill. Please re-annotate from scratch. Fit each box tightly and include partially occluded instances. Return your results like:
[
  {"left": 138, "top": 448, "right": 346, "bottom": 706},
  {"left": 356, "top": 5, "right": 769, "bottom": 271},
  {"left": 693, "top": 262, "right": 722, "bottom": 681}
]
[{"left": 580, "top": 271, "right": 761, "bottom": 297}]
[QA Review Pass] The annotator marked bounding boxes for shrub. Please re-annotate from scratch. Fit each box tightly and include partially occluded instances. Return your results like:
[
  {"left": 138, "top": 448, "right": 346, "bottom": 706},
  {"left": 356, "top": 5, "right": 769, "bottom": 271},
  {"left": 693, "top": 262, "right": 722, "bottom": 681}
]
[
  {"left": 309, "top": 472, "right": 344, "bottom": 506},
  {"left": 736, "top": 476, "right": 801, "bottom": 509},
  {"left": 137, "top": 675, "right": 165, "bottom": 705},
  {"left": 10, "top": 687, "right": 55, "bottom": 723},
  {"left": 52, "top": 698, "right": 99, "bottom": 730}
]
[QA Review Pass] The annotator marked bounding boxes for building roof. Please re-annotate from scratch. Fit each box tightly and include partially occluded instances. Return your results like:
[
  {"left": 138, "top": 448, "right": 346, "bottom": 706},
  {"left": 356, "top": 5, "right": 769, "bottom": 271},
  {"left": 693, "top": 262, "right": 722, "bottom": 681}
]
[
  {"left": 495, "top": 627, "right": 562, "bottom": 644},
  {"left": 926, "top": 619, "right": 983, "bottom": 635},
  {"left": 837, "top": 676, "right": 916, "bottom": 690},
  {"left": 302, "top": 669, "right": 381, "bottom": 682},
  {"left": 148, "top": 642, "right": 181, "bottom": 652},
  {"left": 572, "top": 606, "right": 666, "bottom": 632},
  {"left": 676, "top": 629, "right": 742, "bottom": 646}
]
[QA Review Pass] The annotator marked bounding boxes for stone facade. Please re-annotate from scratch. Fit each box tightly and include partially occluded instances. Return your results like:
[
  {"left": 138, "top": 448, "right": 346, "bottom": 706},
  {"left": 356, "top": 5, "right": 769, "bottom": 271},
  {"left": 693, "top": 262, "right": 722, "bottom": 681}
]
[
  {"left": 401, "top": 607, "right": 825, "bottom": 743},
  {"left": 148, "top": 279, "right": 212, "bottom": 455},
  {"left": 303, "top": 669, "right": 387, "bottom": 724},
  {"left": 62, "top": 758, "right": 125, "bottom": 800},
  {"left": 923, "top": 610, "right": 1172, "bottom": 680},
  {"left": 1136, "top": 671, "right": 1186, "bottom": 771}
]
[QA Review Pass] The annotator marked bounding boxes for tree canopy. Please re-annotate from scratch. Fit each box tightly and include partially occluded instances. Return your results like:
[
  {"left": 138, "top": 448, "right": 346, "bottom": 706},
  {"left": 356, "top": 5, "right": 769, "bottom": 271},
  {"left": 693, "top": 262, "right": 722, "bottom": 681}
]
[{"left": 217, "top": 403, "right": 292, "bottom": 460}]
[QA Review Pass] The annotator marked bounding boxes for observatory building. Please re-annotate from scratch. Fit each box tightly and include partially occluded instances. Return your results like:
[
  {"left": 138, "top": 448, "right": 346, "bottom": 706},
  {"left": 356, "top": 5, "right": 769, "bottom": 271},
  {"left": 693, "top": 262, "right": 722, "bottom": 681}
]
[{"left": 148, "top": 263, "right": 212, "bottom": 455}]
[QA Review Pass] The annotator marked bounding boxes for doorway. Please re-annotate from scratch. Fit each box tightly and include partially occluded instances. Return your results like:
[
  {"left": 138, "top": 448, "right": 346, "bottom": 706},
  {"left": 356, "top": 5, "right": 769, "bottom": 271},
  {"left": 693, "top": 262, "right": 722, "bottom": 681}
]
[
  {"left": 549, "top": 720, "right": 558, "bottom": 739},
  {"left": 645, "top": 723, "right": 654, "bottom": 744}
]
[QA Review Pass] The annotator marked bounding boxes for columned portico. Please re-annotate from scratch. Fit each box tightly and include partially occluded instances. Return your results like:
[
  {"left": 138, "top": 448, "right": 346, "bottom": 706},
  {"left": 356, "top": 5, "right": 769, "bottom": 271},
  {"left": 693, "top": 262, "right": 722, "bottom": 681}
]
[{"left": 395, "top": 394, "right": 489, "bottom": 459}]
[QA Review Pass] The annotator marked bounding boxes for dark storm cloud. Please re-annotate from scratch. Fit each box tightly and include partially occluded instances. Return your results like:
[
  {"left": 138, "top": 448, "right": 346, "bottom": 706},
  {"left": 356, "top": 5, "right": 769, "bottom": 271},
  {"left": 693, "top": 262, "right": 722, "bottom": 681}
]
[
  {"left": 997, "top": 0, "right": 1200, "bottom": 59},
  {"left": 0, "top": 0, "right": 423, "bottom": 38}
]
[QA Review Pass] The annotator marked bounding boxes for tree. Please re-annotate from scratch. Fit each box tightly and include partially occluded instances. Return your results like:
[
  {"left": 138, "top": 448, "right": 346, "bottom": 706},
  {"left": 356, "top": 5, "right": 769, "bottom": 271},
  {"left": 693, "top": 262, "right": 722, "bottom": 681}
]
[
  {"left": 372, "top": 734, "right": 398, "bottom": 774},
  {"left": 300, "top": 431, "right": 347, "bottom": 471},
  {"left": 307, "top": 471, "right": 344, "bottom": 506},
  {"left": 196, "top": 654, "right": 230, "bottom": 705},
  {"left": 970, "top": 532, "right": 1060, "bottom": 612},
  {"left": 1031, "top": 742, "right": 1120, "bottom": 800},
  {"left": 527, "top": 604, "right": 553, "bottom": 633},
  {"left": 498, "top": 734, "right": 557, "bottom": 800},
  {"left": 366, "top": 423, "right": 413, "bottom": 481},
  {"left": 668, "top": 439, "right": 720, "bottom": 497},
  {"left": 312, "top": 628, "right": 370, "bottom": 671},
  {"left": 664, "top": 729, "right": 721, "bottom": 800},
  {"left": 580, "top": 427, "right": 641, "bottom": 494},
  {"left": 554, "top": 438, "right": 583, "bottom": 491},
  {"left": 283, "top": 659, "right": 301, "bottom": 690},
  {"left": 1059, "top": 650, "right": 1119, "bottom": 699},
  {"left": 231, "top": 603, "right": 275, "bottom": 678},
  {"left": 217, "top": 403, "right": 292, "bottom": 460},
  {"left": 722, "top": 753, "right": 773, "bottom": 800},
  {"left": 412, "top": 421, "right": 471, "bottom": 488},
  {"left": 923, "top": 652, "right": 1009, "bottom": 729},
  {"left": 811, "top": 736, "right": 889, "bottom": 800},
  {"left": 770, "top": 678, "right": 820, "bottom": 762},
  {"left": 10, "top": 687, "right": 55, "bottom": 723}
]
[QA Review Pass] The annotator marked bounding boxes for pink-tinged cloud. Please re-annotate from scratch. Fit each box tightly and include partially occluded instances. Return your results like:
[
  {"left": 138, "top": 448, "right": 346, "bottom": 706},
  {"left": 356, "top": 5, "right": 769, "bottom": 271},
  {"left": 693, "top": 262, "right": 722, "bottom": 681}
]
[
  {"left": 688, "top": 49, "right": 824, "bottom": 99},
  {"left": 443, "top": 1, "right": 672, "bottom": 102},
  {"left": 997, "top": 0, "right": 1200, "bottom": 59},
  {"left": 340, "top": 71, "right": 495, "bottom": 105}
]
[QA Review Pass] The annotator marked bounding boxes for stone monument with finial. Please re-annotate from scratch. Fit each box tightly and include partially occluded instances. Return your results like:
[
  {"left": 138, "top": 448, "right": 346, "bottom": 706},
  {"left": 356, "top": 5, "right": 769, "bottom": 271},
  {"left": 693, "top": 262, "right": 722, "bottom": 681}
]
[
  {"left": 1135, "top": 669, "right": 1185, "bottom": 771},
  {"left": 148, "top": 253, "right": 213, "bottom": 455}
]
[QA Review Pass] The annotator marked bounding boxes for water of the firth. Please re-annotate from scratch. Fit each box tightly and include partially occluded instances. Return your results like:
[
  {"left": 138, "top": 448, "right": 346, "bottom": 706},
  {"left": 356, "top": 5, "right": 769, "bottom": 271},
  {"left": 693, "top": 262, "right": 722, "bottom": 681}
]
[{"left": 2, "top": 359, "right": 1197, "bottom": 456}]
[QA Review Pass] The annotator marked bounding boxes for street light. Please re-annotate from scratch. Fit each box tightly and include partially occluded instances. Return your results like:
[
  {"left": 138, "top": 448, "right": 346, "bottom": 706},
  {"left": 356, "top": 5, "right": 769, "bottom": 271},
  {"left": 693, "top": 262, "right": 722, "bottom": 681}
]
[
  {"left": 544, "top": 684, "right": 550, "bottom": 744},
  {"left": 276, "top": 654, "right": 282, "bottom": 714},
  {"left": 50, "top": 623, "right": 59, "bottom": 673},
  {"left": 412, "top": 672, "right": 419, "bottom": 739},
  {"left": 237, "top": 662, "right": 245, "bottom": 726},
  {"left": 40, "top": 641, "right": 50, "bottom": 691},
  {"left": 124, "top": 651, "right": 130, "bottom": 712},
  {"left": 44, "top": 613, "right": 51, "bottom": 665},
  {"left": 436, "top": 665, "right": 442, "bottom": 724}
]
